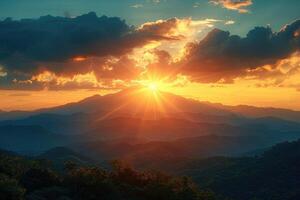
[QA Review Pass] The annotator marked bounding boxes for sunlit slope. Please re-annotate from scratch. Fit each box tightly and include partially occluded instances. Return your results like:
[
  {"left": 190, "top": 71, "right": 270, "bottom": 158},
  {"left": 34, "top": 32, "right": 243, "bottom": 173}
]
[{"left": 37, "top": 86, "right": 233, "bottom": 120}]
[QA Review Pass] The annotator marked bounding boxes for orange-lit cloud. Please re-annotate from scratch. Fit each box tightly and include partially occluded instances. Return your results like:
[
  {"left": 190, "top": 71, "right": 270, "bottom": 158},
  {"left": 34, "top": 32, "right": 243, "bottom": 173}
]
[
  {"left": 295, "top": 28, "right": 300, "bottom": 37},
  {"left": 1, "top": 13, "right": 300, "bottom": 96},
  {"left": 210, "top": 0, "right": 253, "bottom": 13},
  {"left": 235, "top": 52, "right": 300, "bottom": 90},
  {"left": 137, "top": 17, "right": 220, "bottom": 41},
  {"left": 0, "top": 13, "right": 193, "bottom": 88},
  {"left": 73, "top": 56, "right": 87, "bottom": 62},
  {"left": 133, "top": 17, "right": 221, "bottom": 65},
  {"left": 0, "top": 14, "right": 222, "bottom": 91}
]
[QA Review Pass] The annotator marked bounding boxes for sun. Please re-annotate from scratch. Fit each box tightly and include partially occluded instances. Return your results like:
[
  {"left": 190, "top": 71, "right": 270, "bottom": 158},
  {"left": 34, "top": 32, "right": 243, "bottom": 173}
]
[
  {"left": 138, "top": 78, "right": 169, "bottom": 94},
  {"left": 148, "top": 82, "right": 159, "bottom": 92}
]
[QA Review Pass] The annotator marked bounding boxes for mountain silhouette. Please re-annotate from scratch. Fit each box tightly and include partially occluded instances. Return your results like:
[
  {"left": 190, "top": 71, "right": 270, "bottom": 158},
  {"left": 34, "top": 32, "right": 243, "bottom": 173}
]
[
  {"left": 0, "top": 87, "right": 300, "bottom": 156},
  {"left": 2, "top": 87, "right": 300, "bottom": 122}
]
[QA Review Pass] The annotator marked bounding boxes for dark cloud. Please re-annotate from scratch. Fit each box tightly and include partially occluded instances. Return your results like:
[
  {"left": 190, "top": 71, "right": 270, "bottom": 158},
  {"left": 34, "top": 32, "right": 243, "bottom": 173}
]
[
  {"left": 1, "top": 13, "right": 300, "bottom": 90},
  {"left": 0, "top": 13, "right": 131, "bottom": 67},
  {"left": 0, "top": 12, "right": 177, "bottom": 81},
  {"left": 179, "top": 20, "right": 300, "bottom": 83}
]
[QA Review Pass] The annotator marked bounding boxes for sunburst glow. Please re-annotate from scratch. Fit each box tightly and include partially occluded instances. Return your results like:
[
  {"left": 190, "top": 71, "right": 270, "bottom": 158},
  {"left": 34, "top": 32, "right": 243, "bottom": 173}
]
[
  {"left": 147, "top": 82, "right": 159, "bottom": 92},
  {"left": 139, "top": 79, "right": 167, "bottom": 93}
]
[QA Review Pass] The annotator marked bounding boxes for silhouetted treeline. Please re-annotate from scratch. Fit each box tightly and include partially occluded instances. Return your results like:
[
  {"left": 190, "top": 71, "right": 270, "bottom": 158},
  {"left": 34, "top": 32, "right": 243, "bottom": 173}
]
[
  {"left": 0, "top": 151, "right": 215, "bottom": 200},
  {"left": 1, "top": 139, "right": 300, "bottom": 200}
]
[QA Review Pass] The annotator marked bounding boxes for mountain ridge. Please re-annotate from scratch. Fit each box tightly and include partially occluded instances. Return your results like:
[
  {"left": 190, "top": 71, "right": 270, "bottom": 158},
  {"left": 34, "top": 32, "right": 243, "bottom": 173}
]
[{"left": 1, "top": 88, "right": 300, "bottom": 123}]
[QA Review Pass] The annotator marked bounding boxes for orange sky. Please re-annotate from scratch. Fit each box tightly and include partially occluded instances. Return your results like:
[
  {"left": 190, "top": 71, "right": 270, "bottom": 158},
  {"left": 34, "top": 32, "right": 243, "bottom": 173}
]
[
  {"left": 1, "top": 15, "right": 300, "bottom": 111},
  {"left": 1, "top": 82, "right": 300, "bottom": 111}
]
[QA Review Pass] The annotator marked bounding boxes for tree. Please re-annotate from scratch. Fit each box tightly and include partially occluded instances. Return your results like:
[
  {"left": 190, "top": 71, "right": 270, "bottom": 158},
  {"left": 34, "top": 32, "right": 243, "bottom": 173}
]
[{"left": 0, "top": 173, "right": 25, "bottom": 200}]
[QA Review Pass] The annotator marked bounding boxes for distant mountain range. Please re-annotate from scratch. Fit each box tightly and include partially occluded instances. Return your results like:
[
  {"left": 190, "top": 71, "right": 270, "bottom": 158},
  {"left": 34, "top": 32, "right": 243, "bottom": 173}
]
[
  {"left": 0, "top": 87, "right": 300, "bottom": 159},
  {"left": 2, "top": 87, "right": 300, "bottom": 122}
]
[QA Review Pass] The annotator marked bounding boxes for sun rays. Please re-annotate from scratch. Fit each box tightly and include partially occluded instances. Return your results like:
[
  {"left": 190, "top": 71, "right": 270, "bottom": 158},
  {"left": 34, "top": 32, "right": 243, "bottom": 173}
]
[
  {"left": 96, "top": 80, "right": 173, "bottom": 118},
  {"left": 147, "top": 82, "right": 159, "bottom": 92}
]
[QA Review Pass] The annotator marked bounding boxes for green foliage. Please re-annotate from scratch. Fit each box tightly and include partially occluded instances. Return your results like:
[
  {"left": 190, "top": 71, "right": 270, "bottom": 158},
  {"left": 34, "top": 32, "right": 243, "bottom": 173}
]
[
  {"left": 185, "top": 140, "right": 300, "bottom": 200},
  {"left": 0, "top": 152, "right": 215, "bottom": 200},
  {"left": 0, "top": 153, "right": 40, "bottom": 179},
  {"left": 64, "top": 160, "right": 215, "bottom": 200},
  {"left": 20, "top": 168, "right": 61, "bottom": 193},
  {"left": 0, "top": 173, "right": 25, "bottom": 200},
  {"left": 25, "top": 186, "right": 71, "bottom": 200}
]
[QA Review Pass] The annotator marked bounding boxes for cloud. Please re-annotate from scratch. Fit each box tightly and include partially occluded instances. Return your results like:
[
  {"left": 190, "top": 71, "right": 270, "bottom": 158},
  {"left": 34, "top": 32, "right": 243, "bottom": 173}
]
[
  {"left": 143, "top": 49, "right": 174, "bottom": 78},
  {"left": 244, "top": 56, "right": 300, "bottom": 91},
  {"left": 0, "top": 55, "right": 143, "bottom": 90},
  {"left": 176, "top": 19, "right": 300, "bottom": 83},
  {"left": 135, "top": 17, "right": 221, "bottom": 60},
  {"left": 1, "top": 12, "right": 299, "bottom": 91},
  {"left": 0, "top": 12, "right": 138, "bottom": 77},
  {"left": 225, "top": 20, "right": 235, "bottom": 25},
  {"left": 0, "top": 12, "right": 134, "bottom": 63},
  {"left": 193, "top": 2, "right": 201, "bottom": 8},
  {"left": 137, "top": 18, "right": 187, "bottom": 40},
  {"left": 210, "top": 0, "right": 252, "bottom": 13},
  {"left": 0, "top": 66, "right": 7, "bottom": 77},
  {"left": 0, "top": 12, "right": 187, "bottom": 75},
  {"left": 131, "top": 4, "right": 143, "bottom": 8},
  {"left": 0, "top": 13, "right": 189, "bottom": 90},
  {"left": 152, "top": 0, "right": 161, "bottom": 3}
]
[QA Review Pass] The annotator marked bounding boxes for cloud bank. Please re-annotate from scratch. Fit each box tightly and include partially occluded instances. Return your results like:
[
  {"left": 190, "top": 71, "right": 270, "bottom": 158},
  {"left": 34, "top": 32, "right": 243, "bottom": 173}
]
[
  {"left": 0, "top": 13, "right": 188, "bottom": 89},
  {"left": 0, "top": 12, "right": 299, "bottom": 91},
  {"left": 178, "top": 20, "right": 300, "bottom": 83}
]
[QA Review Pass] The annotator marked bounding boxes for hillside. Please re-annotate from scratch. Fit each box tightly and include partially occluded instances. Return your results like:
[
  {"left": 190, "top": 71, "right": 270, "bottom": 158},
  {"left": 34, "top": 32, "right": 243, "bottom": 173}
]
[
  {"left": 0, "top": 125, "right": 67, "bottom": 154},
  {"left": 180, "top": 139, "right": 300, "bottom": 200},
  {"left": 0, "top": 149, "right": 216, "bottom": 200},
  {"left": 37, "top": 147, "right": 96, "bottom": 170},
  {"left": 1, "top": 137, "right": 300, "bottom": 200}
]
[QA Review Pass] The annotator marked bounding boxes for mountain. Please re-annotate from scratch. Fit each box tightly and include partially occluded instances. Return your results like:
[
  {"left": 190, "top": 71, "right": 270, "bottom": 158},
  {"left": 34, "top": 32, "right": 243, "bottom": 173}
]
[
  {"left": 0, "top": 87, "right": 243, "bottom": 122},
  {"left": 0, "top": 87, "right": 300, "bottom": 156},
  {"left": 0, "top": 113, "right": 93, "bottom": 135},
  {"left": 37, "top": 147, "right": 96, "bottom": 170},
  {"left": 179, "top": 139, "right": 300, "bottom": 200},
  {"left": 2, "top": 87, "right": 300, "bottom": 125},
  {"left": 84, "top": 117, "right": 249, "bottom": 140},
  {"left": 39, "top": 87, "right": 232, "bottom": 116},
  {"left": 219, "top": 104, "right": 300, "bottom": 123},
  {"left": 0, "top": 110, "right": 32, "bottom": 121},
  {"left": 34, "top": 87, "right": 300, "bottom": 123},
  {"left": 70, "top": 134, "right": 291, "bottom": 172},
  {"left": 2, "top": 87, "right": 300, "bottom": 123},
  {"left": 0, "top": 125, "right": 68, "bottom": 154}
]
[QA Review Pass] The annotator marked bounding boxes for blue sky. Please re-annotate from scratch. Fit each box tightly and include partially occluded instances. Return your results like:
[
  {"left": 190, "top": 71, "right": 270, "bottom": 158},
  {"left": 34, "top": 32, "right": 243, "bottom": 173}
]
[{"left": 0, "top": 0, "right": 299, "bottom": 35}]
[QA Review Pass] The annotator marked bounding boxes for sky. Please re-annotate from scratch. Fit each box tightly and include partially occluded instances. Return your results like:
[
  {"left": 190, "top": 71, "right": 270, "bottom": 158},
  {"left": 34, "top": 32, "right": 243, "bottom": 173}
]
[{"left": 0, "top": 0, "right": 300, "bottom": 111}]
